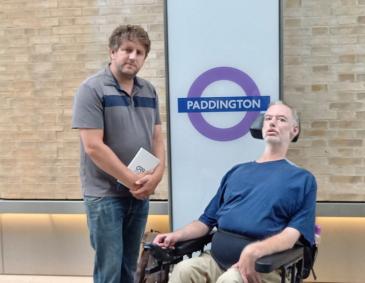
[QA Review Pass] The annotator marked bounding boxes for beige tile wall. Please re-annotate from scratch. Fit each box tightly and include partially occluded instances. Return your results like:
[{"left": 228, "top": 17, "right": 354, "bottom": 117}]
[
  {"left": 1, "top": 214, "right": 93, "bottom": 275},
  {"left": 0, "top": 214, "right": 364, "bottom": 283},
  {"left": 0, "top": 0, "right": 364, "bottom": 201},
  {"left": 0, "top": 215, "right": 3, "bottom": 274},
  {"left": 0, "top": 214, "right": 169, "bottom": 276}
]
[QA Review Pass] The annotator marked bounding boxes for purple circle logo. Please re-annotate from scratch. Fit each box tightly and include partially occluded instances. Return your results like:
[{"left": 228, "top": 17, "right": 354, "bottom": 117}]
[{"left": 187, "top": 67, "right": 261, "bottom": 141}]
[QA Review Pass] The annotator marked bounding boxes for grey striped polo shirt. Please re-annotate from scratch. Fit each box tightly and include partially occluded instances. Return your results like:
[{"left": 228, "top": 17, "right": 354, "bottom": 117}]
[{"left": 72, "top": 65, "right": 161, "bottom": 197}]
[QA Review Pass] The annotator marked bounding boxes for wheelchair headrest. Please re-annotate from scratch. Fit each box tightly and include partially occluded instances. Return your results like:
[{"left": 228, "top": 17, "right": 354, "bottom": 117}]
[{"left": 250, "top": 113, "right": 300, "bottom": 142}]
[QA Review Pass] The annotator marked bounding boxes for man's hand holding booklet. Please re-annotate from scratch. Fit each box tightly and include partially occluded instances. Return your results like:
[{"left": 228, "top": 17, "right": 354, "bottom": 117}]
[{"left": 118, "top": 147, "right": 160, "bottom": 185}]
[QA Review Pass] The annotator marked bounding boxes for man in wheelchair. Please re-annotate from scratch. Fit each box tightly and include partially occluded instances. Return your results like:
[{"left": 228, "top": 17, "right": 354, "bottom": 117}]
[{"left": 153, "top": 101, "right": 317, "bottom": 283}]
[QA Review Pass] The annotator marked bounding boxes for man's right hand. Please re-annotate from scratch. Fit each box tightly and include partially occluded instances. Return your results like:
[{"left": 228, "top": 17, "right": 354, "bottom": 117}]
[
  {"left": 153, "top": 232, "right": 180, "bottom": 248},
  {"left": 153, "top": 221, "right": 210, "bottom": 249},
  {"left": 123, "top": 171, "right": 148, "bottom": 194}
]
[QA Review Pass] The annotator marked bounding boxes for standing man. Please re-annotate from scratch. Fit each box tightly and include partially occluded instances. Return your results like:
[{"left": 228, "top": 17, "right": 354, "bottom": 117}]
[
  {"left": 72, "top": 25, "right": 165, "bottom": 283},
  {"left": 154, "top": 101, "right": 316, "bottom": 283}
]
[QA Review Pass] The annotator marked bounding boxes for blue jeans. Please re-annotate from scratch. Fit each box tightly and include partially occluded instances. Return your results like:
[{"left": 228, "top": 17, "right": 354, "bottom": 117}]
[{"left": 84, "top": 196, "right": 149, "bottom": 283}]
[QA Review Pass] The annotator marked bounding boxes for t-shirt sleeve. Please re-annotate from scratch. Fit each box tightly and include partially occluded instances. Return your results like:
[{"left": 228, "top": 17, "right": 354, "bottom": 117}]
[
  {"left": 198, "top": 192, "right": 220, "bottom": 229},
  {"left": 287, "top": 173, "right": 317, "bottom": 245},
  {"left": 72, "top": 83, "right": 104, "bottom": 129}
]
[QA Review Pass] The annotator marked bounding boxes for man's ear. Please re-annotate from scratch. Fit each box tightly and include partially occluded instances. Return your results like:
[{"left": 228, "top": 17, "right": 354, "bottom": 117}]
[
  {"left": 291, "top": 125, "right": 299, "bottom": 140},
  {"left": 109, "top": 48, "right": 116, "bottom": 59}
]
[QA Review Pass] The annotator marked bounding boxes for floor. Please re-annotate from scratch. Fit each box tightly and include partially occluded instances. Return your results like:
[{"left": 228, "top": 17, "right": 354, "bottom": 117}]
[
  {"left": 0, "top": 276, "right": 92, "bottom": 283},
  {"left": 0, "top": 276, "right": 342, "bottom": 283}
]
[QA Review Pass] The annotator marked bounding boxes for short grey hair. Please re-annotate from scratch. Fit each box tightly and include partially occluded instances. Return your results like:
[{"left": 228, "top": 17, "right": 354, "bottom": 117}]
[{"left": 268, "top": 100, "right": 299, "bottom": 126}]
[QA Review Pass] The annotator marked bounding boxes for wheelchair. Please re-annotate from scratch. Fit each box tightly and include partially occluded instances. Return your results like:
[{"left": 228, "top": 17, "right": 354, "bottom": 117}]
[
  {"left": 136, "top": 230, "right": 317, "bottom": 283},
  {"left": 136, "top": 113, "right": 317, "bottom": 283}
]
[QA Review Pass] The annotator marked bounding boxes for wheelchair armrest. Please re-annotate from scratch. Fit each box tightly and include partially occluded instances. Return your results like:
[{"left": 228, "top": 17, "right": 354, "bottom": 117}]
[
  {"left": 144, "top": 233, "right": 213, "bottom": 262},
  {"left": 144, "top": 243, "right": 176, "bottom": 262},
  {"left": 255, "top": 246, "right": 304, "bottom": 273},
  {"left": 173, "top": 233, "right": 213, "bottom": 256}
]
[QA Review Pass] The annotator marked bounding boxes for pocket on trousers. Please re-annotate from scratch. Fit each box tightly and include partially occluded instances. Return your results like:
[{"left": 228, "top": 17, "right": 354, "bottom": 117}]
[{"left": 84, "top": 196, "right": 103, "bottom": 205}]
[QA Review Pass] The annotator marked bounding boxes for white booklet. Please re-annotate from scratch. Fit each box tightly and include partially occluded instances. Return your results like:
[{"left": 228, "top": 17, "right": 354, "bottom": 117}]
[
  {"left": 127, "top": 147, "right": 160, "bottom": 173},
  {"left": 117, "top": 147, "right": 160, "bottom": 185}
]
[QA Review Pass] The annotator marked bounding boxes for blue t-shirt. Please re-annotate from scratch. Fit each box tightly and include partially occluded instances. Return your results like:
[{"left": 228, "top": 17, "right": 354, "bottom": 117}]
[{"left": 199, "top": 159, "right": 317, "bottom": 245}]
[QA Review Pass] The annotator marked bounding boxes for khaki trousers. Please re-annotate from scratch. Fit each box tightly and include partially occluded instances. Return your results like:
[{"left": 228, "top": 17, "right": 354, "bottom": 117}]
[{"left": 168, "top": 251, "right": 284, "bottom": 283}]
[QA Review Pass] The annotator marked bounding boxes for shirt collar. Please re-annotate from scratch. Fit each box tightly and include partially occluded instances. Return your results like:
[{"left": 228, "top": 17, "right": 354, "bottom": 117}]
[{"left": 103, "top": 64, "right": 142, "bottom": 91}]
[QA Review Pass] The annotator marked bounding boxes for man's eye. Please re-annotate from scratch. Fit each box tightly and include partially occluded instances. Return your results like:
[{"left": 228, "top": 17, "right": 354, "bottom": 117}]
[{"left": 264, "top": 116, "right": 271, "bottom": 121}]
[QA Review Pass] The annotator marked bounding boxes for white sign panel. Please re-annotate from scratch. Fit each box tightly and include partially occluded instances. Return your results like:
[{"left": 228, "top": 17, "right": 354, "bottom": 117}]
[{"left": 166, "top": 0, "right": 281, "bottom": 229}]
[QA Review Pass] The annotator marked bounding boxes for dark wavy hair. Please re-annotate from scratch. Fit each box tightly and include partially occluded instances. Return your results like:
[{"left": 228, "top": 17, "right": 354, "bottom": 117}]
[{"left": 108, "top": 25, "right": 151, "bottom": 57}]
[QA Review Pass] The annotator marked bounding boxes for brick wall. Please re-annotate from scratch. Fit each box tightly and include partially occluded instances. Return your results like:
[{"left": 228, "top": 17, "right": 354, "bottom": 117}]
[
  {"left": 0, "top": 0, "right": 167, "bottom": 199},
  {"left": 0, "top": 0, "right": 364, "bottom": 201},
  {"left": 284, "top": 0, "right": 365, "bottom": 201}
]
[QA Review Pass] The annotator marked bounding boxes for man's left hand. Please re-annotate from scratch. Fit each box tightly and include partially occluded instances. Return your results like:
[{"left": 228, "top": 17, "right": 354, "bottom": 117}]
[{"left": 232, "top": 244, "right": 262, "bottom": 283}]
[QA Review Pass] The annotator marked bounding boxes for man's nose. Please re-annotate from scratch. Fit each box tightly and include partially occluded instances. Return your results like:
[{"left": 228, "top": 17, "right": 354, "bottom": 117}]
[{"left": 269, "top": 119, "right": 277, "bottom": 127}]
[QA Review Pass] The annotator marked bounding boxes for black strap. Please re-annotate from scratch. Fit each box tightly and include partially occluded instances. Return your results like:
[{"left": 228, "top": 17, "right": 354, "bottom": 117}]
[{"left": 211, "top": 229, "right": 255, "bottom": 270}]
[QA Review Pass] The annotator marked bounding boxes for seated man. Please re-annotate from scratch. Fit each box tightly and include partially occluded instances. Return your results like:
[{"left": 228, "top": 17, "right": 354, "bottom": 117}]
[{"left": 153, "top": 101, "right": 317, "bottom": 283}]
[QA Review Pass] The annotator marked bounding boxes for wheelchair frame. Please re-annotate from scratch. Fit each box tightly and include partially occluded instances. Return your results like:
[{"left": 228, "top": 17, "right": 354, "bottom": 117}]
[{"left": 137, "top": 232, "right": 315, "bottom": 283}]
